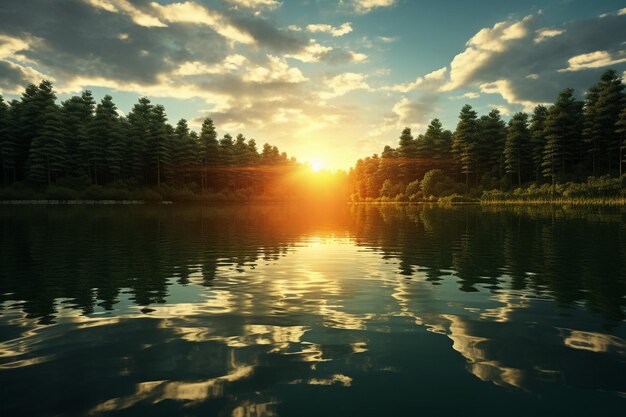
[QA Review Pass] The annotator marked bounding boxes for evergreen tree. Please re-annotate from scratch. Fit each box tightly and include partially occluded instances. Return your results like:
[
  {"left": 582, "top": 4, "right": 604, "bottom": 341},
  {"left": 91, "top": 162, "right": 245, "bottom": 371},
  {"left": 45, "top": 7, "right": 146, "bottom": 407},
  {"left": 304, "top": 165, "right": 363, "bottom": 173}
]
[
  {"left": 529, "top": 105, "right": 548, "bottom": 180},
  {"left": 398, "top": 127, "right": 417, "bottom": 182},
  {"left": 582, "top": 84, "right": 601, "bottom": 174},
  {"left": 199, "top": 118, "right": 219, "bottom": 190},
  {"left": 27, "top": 105, "right": 66, "bottom": 184},
  {"left": 87, "top": 95, "right": 123, "bottom": 184},
  {"left": 174, "top": 118, "right": 198, "bottom": 184},
  {"left": 541, "top": 89, "right": 583, "bottom": 183},
  {"left": 0, "top": 96, "right": 16, "bottom": 184},
  {"left": 452, "top": 105, "right": 479, "bottom": 185},
  {"left": 126, "top": 98, "right": 153, "bottom": 183},
  {"left": 64, "top": 92, "right": 96, "bottom": 179},
  {"left": 593, "top": 69, "right": 625, "bottom": 175},
  {"left": 418, "top": 121, "right": 438, "bottom": 160},
  {"left": 504, "top": 112, "right": 531, "bottom": 187},
  {"left": 148, "top": 105, "right": 172, "bottom": 186},
  {"left": 616, "top": 107, "right": 626, "bottom": 177},
  {"left": 477, "top": 109, "right": 506, "bottom": 178},
  {"left": 16, "top": 81, "right": 57, "bottom": 180}
]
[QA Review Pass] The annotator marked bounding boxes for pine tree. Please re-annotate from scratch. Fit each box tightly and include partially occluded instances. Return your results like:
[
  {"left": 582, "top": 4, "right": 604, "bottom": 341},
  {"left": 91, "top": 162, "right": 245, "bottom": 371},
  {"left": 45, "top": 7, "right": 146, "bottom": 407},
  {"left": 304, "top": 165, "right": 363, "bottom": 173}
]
[
  {"left": 0, "top": 96, "right": 16, "bottom": 184},
  {"left": 126, "top": 98, "right": 153, "bottom": 183},
  {"left": 199, "top": 118, "right": 219, "bottom": 190},
  {"left": 219, "top": 133, "right": 235, "bottom": 190},
  {"left": 504, "top": 112, "right": 531, "bottom": 187},
  {"left": 397, "top": 127, "right": 418, "bottom": 182},
  {"left": 64, "top": 92, "right": 96, "bottom": 179},
  {"left": 529, "top": 105, "right": 548, "bottom": 180},
  {"left": 87, "top": 95, "right": 123, "bottom": 184},
  {"left": 582, "top": 84, "right": 601, "bottom": 174},
  {"left": 541, "top": 89, "right": 583, "bottom": 183},
  {"left": 149, "top": 106, "right": 172, "bottom": 186},
  {"left": 452, "top": 105, "right": 478, "bottom": 185},
  {"left": 593, "top": 69, "right": 625, "bottom": 175},
  {"left": 27, "top": 105, "right": 66, "bottom": 184},
  {"left": 418, "top": 119, "right": 440, "bottom": 161},
  {"left": 174, "top": 118, "right": 198, "bottom": 185},
  {"left": 477, "top": 109, "right": 506, "bottom": 178},
  {"left": 16, "top": 81, "right": 57, "bottom": 180},
  {"left": 616, "top": 107, "right": 626, "bottom": 177}
]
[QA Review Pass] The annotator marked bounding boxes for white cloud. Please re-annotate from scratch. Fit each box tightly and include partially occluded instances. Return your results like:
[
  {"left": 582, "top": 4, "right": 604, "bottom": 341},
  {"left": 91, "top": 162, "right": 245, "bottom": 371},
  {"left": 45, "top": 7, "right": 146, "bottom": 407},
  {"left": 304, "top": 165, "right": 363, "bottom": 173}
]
[
  {"left": 442, "top": 16, "right": 532, "bottom": 91},
  {"left": 385, "top": 78, "right": 422, "bottom": 93},
  {"left": 151, "top": 2, "right": 255, "bottom": 44},
  {"left": 242, "top": 55, "right": 308, "bottom": 83},
  {"left": 534, "top": 28, "right": 565, "bottom": 43},
  {"left": 377, "top": 36, "right": 397, "bottom": 43},
  {"left": 320, "top": 72, "right": 370, "bottom": 99},
  {"left": 173, "top": 54, "right": 248, "bottom": 76},
  {"left": 349, "top": 0, "right": 396, "bottom": 14},
  {"left": 351, "top": 52, "right": 368, "bottom": 63},
  {"left": 558, "top": 50, "right": 626, "bottom": 72},
  {"left": 383, "top": 67, "right": 447, "bottom": 93},
  {"left": 84, "top": 0, "right": 167, "bottom": 27},
  {"left": 390, "top": 95, "right": 436, "bottom": 129},
  {"left": 488, "top": 104, "right": 511, "bottom": 116},
  {"left": 224, "top": 0, "right": 281, "bottom": 10},
  {"left": 84, "top": 1, "right": 255, "bottom": 44},
  {"left": 479, "top": 80, "right": 542, "bottom": 111},
  {"left": 306, "top": 22, "right": 353, "bottom": 37},
  {"left": 286, "top": 40, "right": 333, "bottom": 63},
  {"left": 424, "top": 67, "right": 448, "bottom": 82},
  {"left": 618, "top": 8, "right": 626, "bottom": 15},
  {"left": 461, "top": 92, "right": 480, "bottom": 99},
  {"left": 0, "top": 35, "right": 30, "bottom": 59}
]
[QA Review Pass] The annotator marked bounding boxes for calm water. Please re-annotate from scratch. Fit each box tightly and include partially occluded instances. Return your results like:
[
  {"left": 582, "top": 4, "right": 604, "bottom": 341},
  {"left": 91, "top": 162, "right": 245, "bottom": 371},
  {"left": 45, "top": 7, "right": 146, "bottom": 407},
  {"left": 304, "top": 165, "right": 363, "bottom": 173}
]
[{"left": 0, "top": 204, "right": 625, "bottom": 416}]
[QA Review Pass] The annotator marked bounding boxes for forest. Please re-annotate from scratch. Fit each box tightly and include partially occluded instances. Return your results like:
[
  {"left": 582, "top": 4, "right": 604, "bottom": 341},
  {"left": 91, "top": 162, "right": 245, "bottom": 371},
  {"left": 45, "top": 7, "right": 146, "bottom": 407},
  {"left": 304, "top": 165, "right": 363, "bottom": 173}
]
[
  {"left": 349, "top": 69, "right": 626, "bottom": 203},
  {"left": 0, "top": 80, "right": 348, "bottom": 202},
  {"left": 0, "top": 69, "right": 625, "bottom": 203}
]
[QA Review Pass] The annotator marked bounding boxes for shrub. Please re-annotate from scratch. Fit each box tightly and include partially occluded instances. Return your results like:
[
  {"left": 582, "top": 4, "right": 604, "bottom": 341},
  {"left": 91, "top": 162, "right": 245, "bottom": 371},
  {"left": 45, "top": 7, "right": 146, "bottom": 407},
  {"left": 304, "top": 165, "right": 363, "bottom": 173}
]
[
  {"left": 380, "top": 179, "right": 404, "bottom": 198},
  {"left": 81, "top": 185, "right": 131, "bottom": 200},
  {"left": 405, "top": 179, "right": 420, "bottom": 197},
  {"left": 421, "top": 169, "right": 457, "bottom": 197},
  {"left": 131, "top": 188, "right": 163, "bottom": 202},
  {"left": 45, "top": 186, "right": 79, "bottom": 200}
]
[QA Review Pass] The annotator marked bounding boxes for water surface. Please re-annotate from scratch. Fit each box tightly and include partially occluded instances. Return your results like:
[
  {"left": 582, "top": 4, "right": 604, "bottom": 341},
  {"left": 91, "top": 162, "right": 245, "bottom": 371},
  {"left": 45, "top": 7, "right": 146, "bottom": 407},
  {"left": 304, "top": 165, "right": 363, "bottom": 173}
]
[{"left": 1, "top": 204, "right": 625, "bottom": 416}]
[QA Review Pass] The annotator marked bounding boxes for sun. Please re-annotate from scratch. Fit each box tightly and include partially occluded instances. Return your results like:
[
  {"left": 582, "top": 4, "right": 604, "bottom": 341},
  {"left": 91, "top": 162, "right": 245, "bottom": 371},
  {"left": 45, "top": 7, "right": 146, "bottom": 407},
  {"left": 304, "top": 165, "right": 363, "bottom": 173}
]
[{"left": 310, "top": 160, "right": 324, "bottom": 173}]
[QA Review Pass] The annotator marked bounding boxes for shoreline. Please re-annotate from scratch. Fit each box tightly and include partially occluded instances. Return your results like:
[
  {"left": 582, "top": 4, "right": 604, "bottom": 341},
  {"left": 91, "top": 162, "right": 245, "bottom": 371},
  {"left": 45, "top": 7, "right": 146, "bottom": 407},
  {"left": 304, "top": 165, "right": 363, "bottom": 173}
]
[
  {"left": 2, "top": 199, "right": 625, "bottom": 206},
  {"left": 0, "top": 200, "right": 174, "bottom": 205}
]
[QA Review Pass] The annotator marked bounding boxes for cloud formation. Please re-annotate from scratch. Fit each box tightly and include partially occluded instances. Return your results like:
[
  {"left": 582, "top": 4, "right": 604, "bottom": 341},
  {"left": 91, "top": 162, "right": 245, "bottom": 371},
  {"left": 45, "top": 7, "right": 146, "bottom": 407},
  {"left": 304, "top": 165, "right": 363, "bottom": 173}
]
[
  {"left": 349, "top": 0, "right": 396, "bottom": 14},
  {"left": 224, "top": 0, "right": 281, "bottom": 10},
  {"left": 386, "top": 10, "right": 626, "bottom": 112},
  {"left": 320, "top": 72, "right": 371, "bottom": 99},
  {"left": 559, "top": 51, "right": 626, "bottom": 72},
  {"left": 306, "top": 23, "right": 353, "bottom": 37}
]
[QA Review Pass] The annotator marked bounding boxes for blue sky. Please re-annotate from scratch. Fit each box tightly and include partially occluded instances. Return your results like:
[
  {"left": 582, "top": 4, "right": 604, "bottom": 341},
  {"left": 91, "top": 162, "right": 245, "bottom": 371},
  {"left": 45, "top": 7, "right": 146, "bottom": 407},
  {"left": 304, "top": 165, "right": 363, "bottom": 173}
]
[{"left": 1, "top": 0, "right": 625, "bottom": 168}]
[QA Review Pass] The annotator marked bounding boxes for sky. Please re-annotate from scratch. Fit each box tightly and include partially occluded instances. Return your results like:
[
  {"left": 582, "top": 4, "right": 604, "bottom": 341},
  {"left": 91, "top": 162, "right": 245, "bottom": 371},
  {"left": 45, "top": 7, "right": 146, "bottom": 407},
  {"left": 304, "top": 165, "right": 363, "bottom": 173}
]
[{"left": 1, "top": 0, "right": 626, "bottom": 170}]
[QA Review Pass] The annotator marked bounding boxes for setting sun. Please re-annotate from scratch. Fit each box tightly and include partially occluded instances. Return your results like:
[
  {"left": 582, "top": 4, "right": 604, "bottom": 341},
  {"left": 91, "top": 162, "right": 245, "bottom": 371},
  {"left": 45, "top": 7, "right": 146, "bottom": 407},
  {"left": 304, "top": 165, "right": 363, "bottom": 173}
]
[{"left": 310, "top": 160, "right": 324, "bottom": 173}]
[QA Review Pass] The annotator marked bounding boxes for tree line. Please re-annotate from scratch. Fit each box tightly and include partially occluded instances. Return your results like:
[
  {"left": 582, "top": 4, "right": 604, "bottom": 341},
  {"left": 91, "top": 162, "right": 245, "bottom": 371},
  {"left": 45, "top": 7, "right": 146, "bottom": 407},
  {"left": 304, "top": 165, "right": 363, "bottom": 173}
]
[
  {"left": 349, "top": 69, "right": 626, "bottom": 201},
  {"left": 0, "top": 80, "right": 298, "bottom": 193}
]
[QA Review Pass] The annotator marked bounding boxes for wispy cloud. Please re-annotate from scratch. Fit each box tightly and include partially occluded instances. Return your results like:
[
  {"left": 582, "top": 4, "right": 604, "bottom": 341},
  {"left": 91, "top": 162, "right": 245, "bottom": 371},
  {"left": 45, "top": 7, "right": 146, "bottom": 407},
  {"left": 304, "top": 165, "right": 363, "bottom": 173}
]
[
  {"left": 559, "top": 50, "right": 626, "bottom": 72},
  {"left": 224, "top": 0, "right": 281, "bottom": 11},
  {"left": 306, "top": 23, "right": 353, "bottom": 37},
  {"left": 348, "top": 0, "right": 396, "bottom": 14},
  {"left": 320, "top": 72, "right": 371, "bottom": 99},
  {"left": 534, "top": 28, "right": 565, "bottom": 43}
]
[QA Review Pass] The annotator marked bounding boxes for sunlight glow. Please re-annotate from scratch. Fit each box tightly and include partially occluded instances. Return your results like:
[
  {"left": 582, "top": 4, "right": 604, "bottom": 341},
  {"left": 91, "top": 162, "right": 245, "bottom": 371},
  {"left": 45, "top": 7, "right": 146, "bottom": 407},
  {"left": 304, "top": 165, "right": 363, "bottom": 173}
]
[{"left": 310, "top": 160, "right": 324, "bottom": 173}]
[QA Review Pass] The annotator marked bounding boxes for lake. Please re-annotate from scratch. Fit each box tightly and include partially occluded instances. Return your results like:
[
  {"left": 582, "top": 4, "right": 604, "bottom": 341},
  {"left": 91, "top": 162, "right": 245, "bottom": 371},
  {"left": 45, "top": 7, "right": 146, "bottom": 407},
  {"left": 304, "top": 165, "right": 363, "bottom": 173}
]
[{"left": 0, "top": 204, "right": 625, "bottom": 416}]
